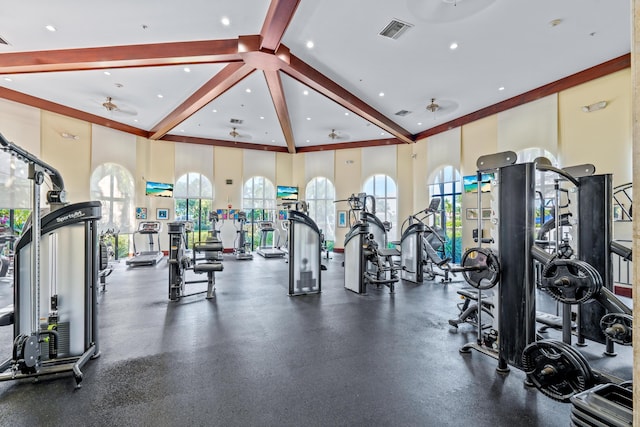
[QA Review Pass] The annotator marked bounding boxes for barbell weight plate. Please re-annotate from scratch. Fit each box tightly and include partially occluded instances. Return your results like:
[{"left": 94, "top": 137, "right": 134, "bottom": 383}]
[
  {"left": 521, "top": 339, "right": 591, "bottom": 402},
  {"left": 461, "top": 247, "right": 500, "bottom": 290},
  {"left": 600, "top": 313, "right": 633, "bottom": 346},
  {"left": 552, "top": 340, "right": 595, "bottom": 388},
  {"left": 540, "top": 259, "right": 600, "bottom": 304}
]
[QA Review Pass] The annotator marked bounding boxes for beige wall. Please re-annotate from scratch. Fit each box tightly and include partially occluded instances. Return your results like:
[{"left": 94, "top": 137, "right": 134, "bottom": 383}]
[
  {"left": 559, "top": 68, "right": 632, "bottom": 184},
  {"left": 0, "top": 67, "right": 631, "bottom": 251}
]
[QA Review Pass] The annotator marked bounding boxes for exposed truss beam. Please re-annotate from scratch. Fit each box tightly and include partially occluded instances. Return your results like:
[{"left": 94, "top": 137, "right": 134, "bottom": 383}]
[
  {"left": 0, "top": 40, "right": 242, "bottom": 74},
  {"left": 260, "top": 0, "right": 301, "bottom": 52},
  {"left": 264, "top": 70, "right": 296, "bottom": 153},
  {"left": 280, "top": 53, "right": 414, "bottom": 144},
  {"left": 149, "top": 62, "right": 255, "bottom": 140}
]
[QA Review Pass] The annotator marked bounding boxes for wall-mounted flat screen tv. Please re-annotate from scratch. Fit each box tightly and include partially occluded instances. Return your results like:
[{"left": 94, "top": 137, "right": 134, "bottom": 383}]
[
  {"left": 145, "top": 181, "right": 174, "bottom": 197},
  {"left": 277, "top": 185, "right": 298, "bottom": 200},
  {"left": 462, "top": 173, "right": 494, "bottom": 193}
]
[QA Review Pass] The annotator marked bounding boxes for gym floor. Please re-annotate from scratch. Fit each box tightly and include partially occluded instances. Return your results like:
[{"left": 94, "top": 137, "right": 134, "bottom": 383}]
[{"left": 0, "top": 253, "right": 631, "bottom": 426}]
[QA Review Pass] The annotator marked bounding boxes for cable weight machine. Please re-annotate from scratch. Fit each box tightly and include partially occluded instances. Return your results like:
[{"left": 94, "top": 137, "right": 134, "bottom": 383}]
[{"left": 0, "top": 133, "right": 100, "bottom": 387}]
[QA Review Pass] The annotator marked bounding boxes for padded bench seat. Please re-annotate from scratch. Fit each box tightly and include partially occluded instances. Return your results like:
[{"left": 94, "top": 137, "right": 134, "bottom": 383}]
[
  {"left": 193, "top": 262, "right": 224, "bottom": 274},
  {"left": 194, "top": 242, "right": 224, "bottom": 253},
  {"left": 456, "top": 289, "right": 494, "bottom": 309},
  {"left": 377, "top": 247, "right": 401, "bottom": 257}
]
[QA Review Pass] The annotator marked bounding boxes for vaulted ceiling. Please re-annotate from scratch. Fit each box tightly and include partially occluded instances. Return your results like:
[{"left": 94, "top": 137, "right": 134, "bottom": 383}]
[{"left": 0, "top": 0, "right": 631, "bottom": 153}]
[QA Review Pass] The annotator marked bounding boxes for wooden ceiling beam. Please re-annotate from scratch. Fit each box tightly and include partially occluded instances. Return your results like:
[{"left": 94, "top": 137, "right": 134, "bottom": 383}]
[
  {"left": 149, "top": 62, "right": 255, "bottom": 140},
  {"left": 0, "top": 86, "right": 148, "bottom": 137},
  {"left": 281, "top": 53, "right": 414, "bottom": 144},
  {"left": 0, "top": 39, "right": 242, "bottom": 74},
  {"left": 260, "top": 0, "right": 301, "bottom": 52},
  {"left": 264, "top": 70, "right": 296, "bottom": 153},
  {"left": 161, "top": 134, "right": 289, "bottom": 152}
]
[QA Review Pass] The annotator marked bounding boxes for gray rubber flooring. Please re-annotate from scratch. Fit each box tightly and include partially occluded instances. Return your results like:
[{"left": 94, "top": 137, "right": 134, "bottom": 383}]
[{"left": 0, "top": 253, "right": 630, "bottom": 426}]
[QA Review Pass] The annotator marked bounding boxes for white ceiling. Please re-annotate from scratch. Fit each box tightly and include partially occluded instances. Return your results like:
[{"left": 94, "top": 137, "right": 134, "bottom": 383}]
[{"left": 0, "top": 0, "right": 631, "bottom": 152}]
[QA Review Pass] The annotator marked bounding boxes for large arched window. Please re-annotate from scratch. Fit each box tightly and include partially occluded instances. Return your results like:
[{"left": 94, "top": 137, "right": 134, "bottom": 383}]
[
  {"left": 305, "top": 177, "right": 336, "bottom": 242},
  {"left": 363, "top": 174, "right": 397, "bottom": 241},
  {"left": 90, "top": 163, "right": 135, "bottom": 257},
  {"left": 429, "top": 165, "right": 462, "bottom": 263},
  {"left": 243, "top": 176, "right": 277, "bottom": 247},
  {"left": 517, "top": 147, "right": 559, "bottom": 227},
  {"left": 174, "top": 172, "right": 214, "bottom": 245}
]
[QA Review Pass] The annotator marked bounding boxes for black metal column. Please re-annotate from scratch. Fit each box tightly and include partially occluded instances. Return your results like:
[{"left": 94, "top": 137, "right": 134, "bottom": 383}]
[
  {"left": 498, "top": 162, "right": 536, "bottom": 370},
  {"left": 577, "top": 174, "right": 612, "bottom": 346}
]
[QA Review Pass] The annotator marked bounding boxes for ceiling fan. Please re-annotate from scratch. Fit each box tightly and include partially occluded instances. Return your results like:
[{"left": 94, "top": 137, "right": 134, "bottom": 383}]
[
  {"left": 426, "top": 98, "right": 440, "bottom": 113},
  {"left": 101, "top": 97, "right": 137, "bottom": 116},
  {"left": 229, "top": 127, "right": 251, "bottom": 140},
  {"left": 328, "top": 129, "right": 348, "bottom": 140}
]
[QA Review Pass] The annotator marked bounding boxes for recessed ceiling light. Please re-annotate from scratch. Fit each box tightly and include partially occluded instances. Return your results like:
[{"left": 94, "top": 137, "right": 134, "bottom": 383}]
[
  {"left": 45, "top": 25, "right": 56, "bottom": 32},
  {"left": 345, "top": 112, "right": 349, "bottom": 116},
  {"left": 103, "top": 71, "right": 111, "bottom": 76},
  {"left": 306, "top": 117, "right": 311, "bottom": 120},
  {"left": 134, "top": 119, "right": 138, "bottom": 123},
  {"left": 260, "top": 116, "right": 264, "bottom": 120},
  {"left": 245, "top": 88, "right": 251, "bottom": 93},
  {"left": 380, "top": 132, "right": 385, "bottom": 136},
  {"left": 272, "top": 140, "right": 275, "bottom": 143},
  {"left": 212, "top": 109, "right": 217, "bottom": 113},
  {"left": 221, "top": 17, "right": 230, "bottom": 26},
  {"left": 303, "top": 90, "right": 309, "bottom": 95},
  {"left": 379, "top": 92, "right": 385, "bottom": 97},
  {"left": 449, "top": 42, "right": 458, "bottom": 50},
  {"left": 183, "top": 67, "right": 191, "bottom": 73},
  {"left": 3, "top": 77, "right": 12, "bottom": 82},
  {"left": 306, "top": 40, "right": 314, "bottom": 49},
  {"left": 180, "top": 129, "right": 185, "bottom": 132},
  {"left": 157, "top": 94, "right": 164, "bottom": 98},
  {"left": 417, "top": 122, "right": 422, "bottom": 126},
  {"left": 498, "top": 86, "right": 505, "bottom": 91}
]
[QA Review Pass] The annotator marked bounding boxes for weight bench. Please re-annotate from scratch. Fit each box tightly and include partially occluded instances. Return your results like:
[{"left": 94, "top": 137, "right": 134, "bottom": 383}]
[
  {"left": 536, "top": 311, "right": 576, "bottom": 332},
  {"left": 192, "top": 242, "right": 224, "bottom": 299},
  {"left": 448, "top": 288, "right": 494, "bottom": 328}
]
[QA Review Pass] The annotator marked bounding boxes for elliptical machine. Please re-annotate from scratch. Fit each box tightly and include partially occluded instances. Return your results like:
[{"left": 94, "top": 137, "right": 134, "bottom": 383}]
[{"left": 233, "top": 211, "right": 253, "bottom": 260}]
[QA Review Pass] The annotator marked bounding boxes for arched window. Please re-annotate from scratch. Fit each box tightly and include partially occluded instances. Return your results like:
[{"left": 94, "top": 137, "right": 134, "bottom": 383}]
[
  {"left": 363, "top": 174, "right": 397, "bottom": 241},
  {"left": 174, "top": 172, "right": 214, "bottom": 245},
  {"left": 516, "top": 147, "right": 559, "bottom": 227},
  {"left": 305, "top": 177, "right": 336, "bottom": 242},
  {"left": 242, "top": 176, "right": 277, "bottom": 247},
  {"left": 90, "top": 163, "right": 135, "bottom": 257},
  {"left": 429, "top": 165, "right": 462, "bottom": 263}
]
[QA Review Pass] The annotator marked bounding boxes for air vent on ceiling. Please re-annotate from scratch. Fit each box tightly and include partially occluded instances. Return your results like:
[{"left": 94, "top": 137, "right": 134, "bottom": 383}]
[
  {"left": 395, "top": 110, "right": 412, "bottom": 117},
  {"left": 229, "top": 118, "right": 243, "bottom": 124},
  {"left": 0, "top": 35, "right": 9, "bottom": 45},
  {"left": 379, "top": 19, "right": 414, "bottom": 40}
]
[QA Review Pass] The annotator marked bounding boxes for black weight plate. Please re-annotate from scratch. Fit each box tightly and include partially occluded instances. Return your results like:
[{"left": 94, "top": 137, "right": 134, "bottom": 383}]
[
  {"left": 521, "top": 339, "right": 590, "bottom": 402},
  {"left": 461, "top": 247, "right": 500, "bottom": 290},
  {"left": 553, "top": 340, "right": 594, "bottom": 387},
  {"left": 600, "top": 313, "right": 633, "bottom": 346},
  {"left": 540, "top": 259, "right": 599, "bottom": 304}
]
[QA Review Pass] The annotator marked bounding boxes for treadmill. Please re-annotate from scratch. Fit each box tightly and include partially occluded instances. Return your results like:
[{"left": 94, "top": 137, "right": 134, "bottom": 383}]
[
  {"left": 126, "top": 221, "right": 164, "bottom": 266},
  {"left": 256, "top": 221, "right": 285, "bottom": 258}
]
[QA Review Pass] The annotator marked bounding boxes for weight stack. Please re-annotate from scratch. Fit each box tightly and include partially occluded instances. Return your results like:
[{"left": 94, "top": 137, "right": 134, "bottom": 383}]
[
  {"left": 577, "top": 174, "right": 612, "bottom": 344},
  {"left": 498, "top": 162, "right": 536, "bottom": 370},
  {"left": 570, "top": 383, "right": 632, "bottom": 427}
]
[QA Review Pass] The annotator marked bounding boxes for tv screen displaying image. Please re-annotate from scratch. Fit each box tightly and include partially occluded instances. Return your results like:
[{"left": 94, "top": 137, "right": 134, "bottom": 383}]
[
  {"left": 463, "top": 173, "right": 494, "bottom": 193},
  {"left": 277, "top": 185, "right": 298, "bottom": 200},
  {"left": 145, "top": 181, "right": 174, "bottom": 197}
]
